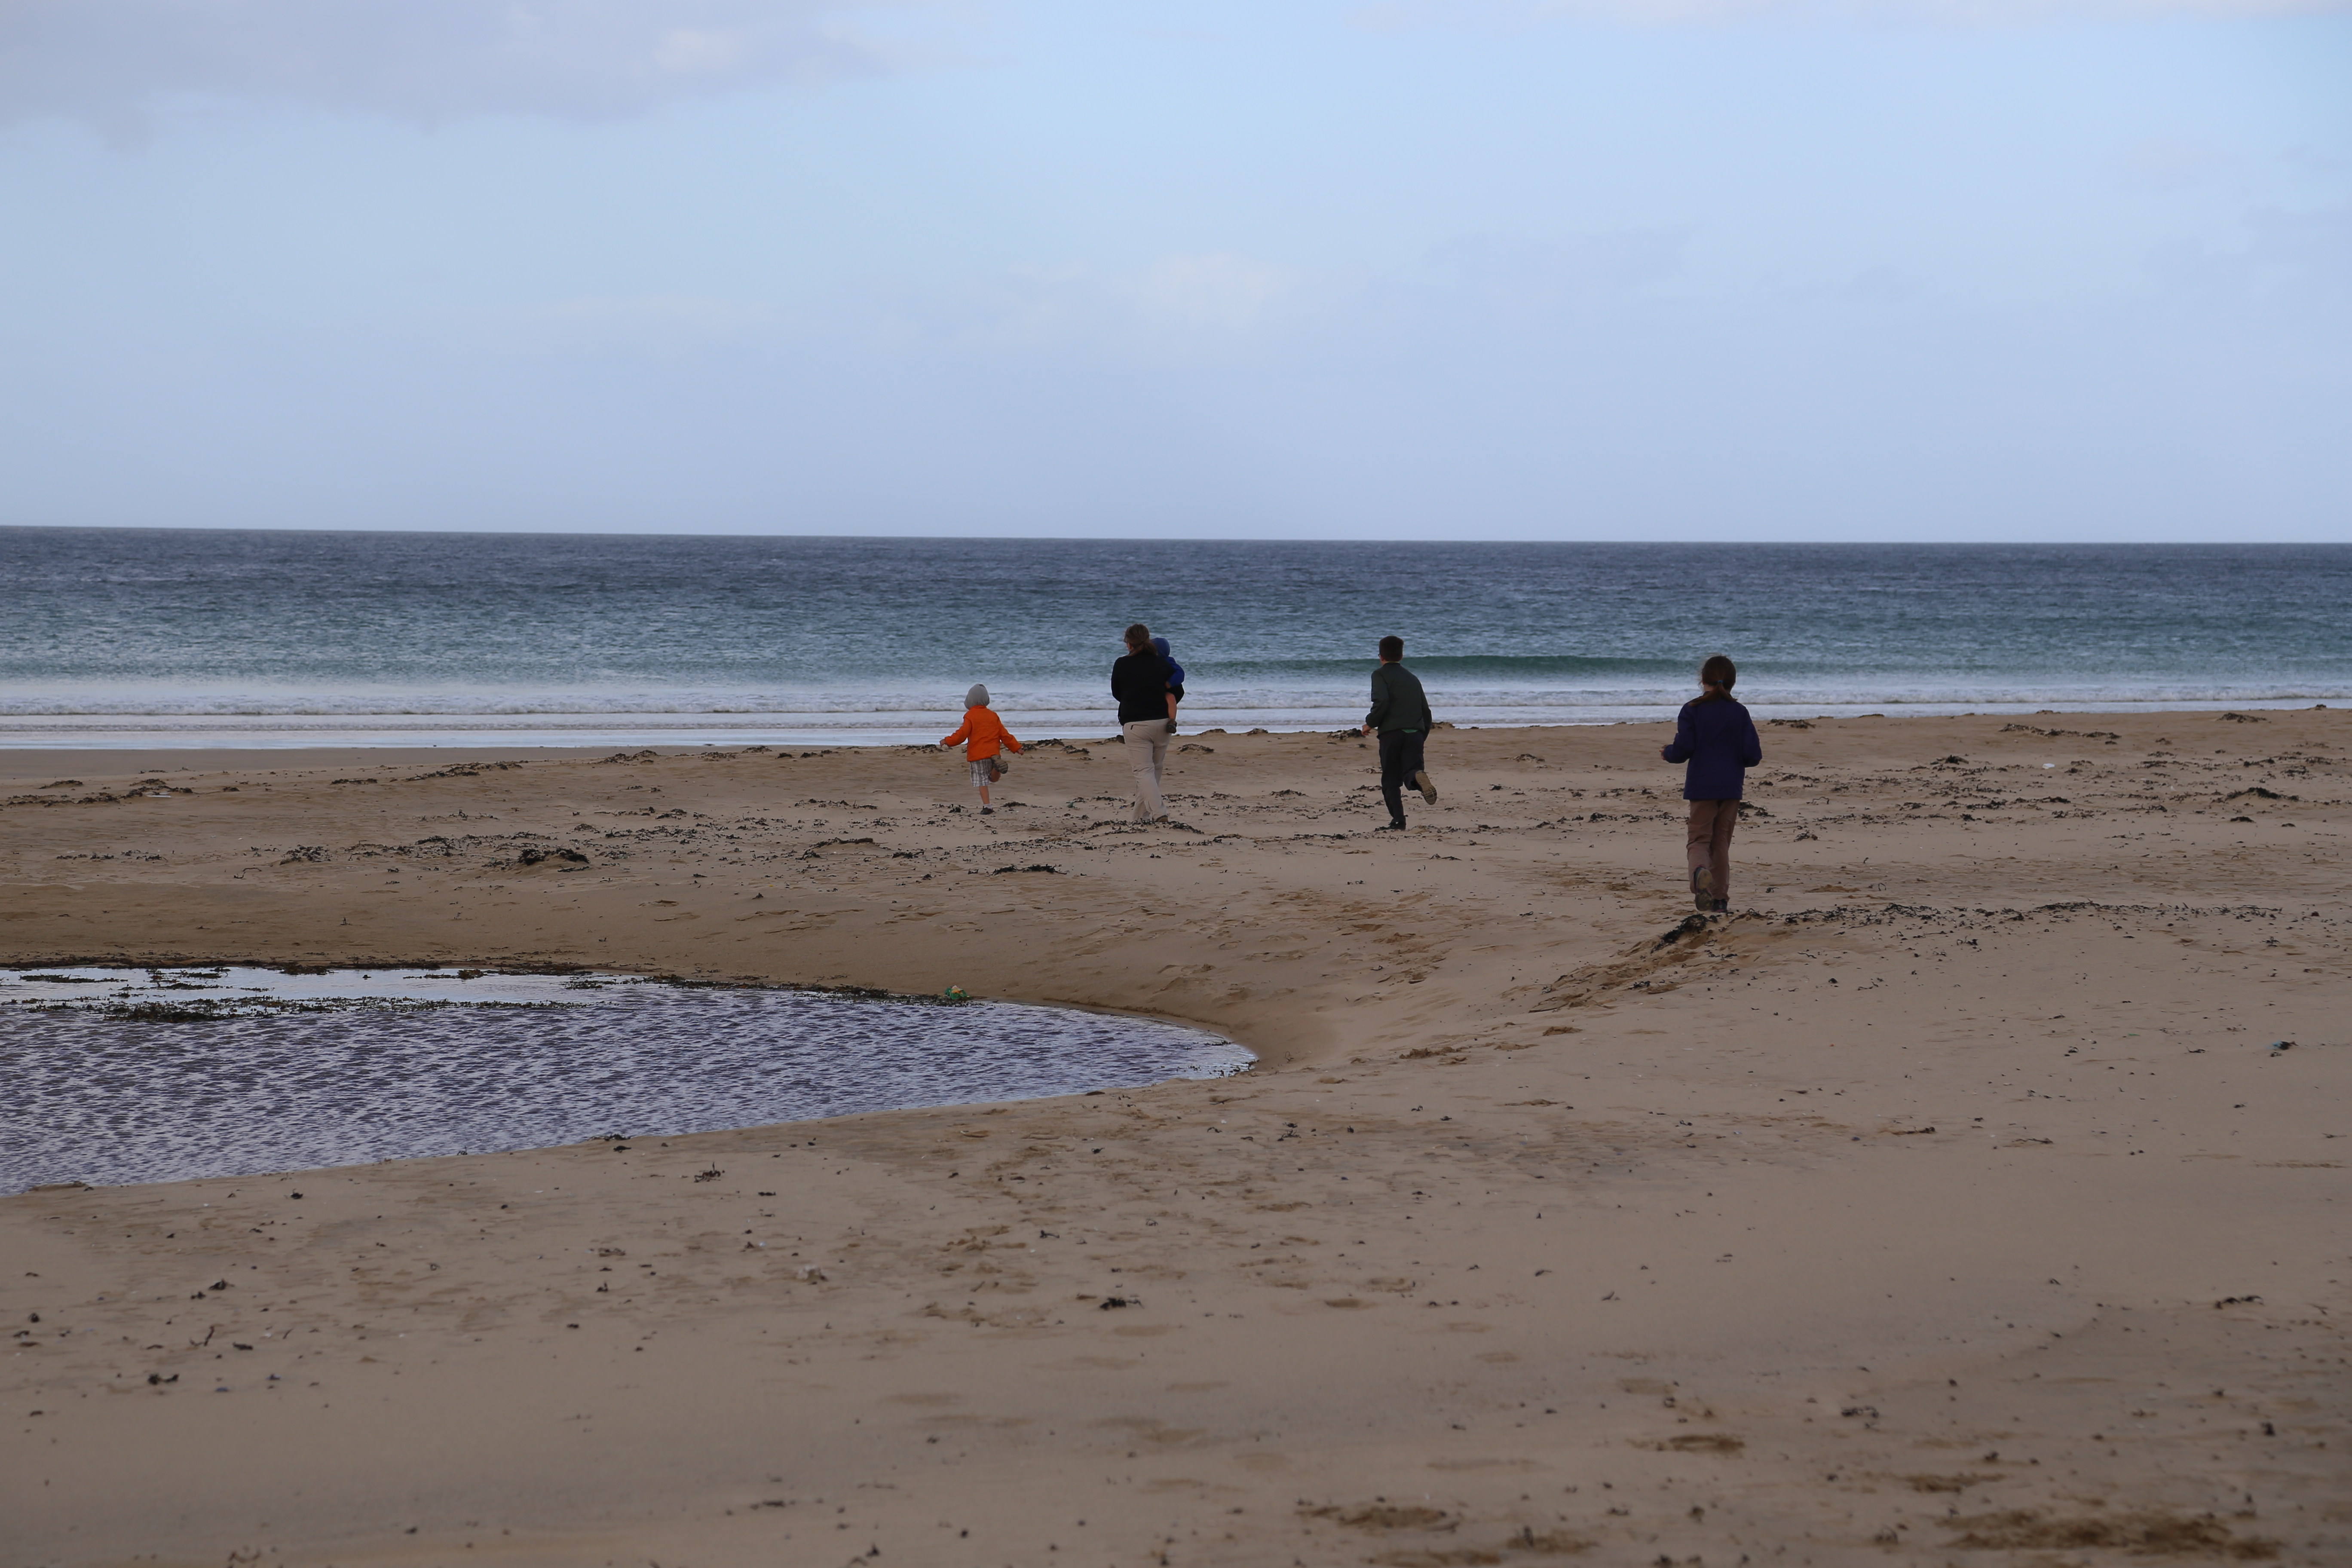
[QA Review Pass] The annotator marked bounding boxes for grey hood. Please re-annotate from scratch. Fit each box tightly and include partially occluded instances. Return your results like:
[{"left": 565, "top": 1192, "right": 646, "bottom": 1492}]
[{"left": 965, "top": 684, "right": 989, "bottom": 709}]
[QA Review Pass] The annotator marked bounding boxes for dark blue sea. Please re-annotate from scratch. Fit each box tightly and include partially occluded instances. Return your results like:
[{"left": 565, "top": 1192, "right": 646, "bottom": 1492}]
[{"left": 3, "top": 530, "right": 2346, "bottom": 747}]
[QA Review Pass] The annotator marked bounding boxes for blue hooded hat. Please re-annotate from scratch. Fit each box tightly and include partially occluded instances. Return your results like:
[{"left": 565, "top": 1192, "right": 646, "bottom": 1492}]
[{"left": 1150, "top": 636, "right": 1187, "bottom": 688}]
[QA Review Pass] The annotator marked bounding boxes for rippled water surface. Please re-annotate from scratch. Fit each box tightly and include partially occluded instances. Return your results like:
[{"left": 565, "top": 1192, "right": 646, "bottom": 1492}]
[
  {"left": 6, "top": 533, "right": 2348, "bottom": 744},
  {"left": 0, "top": 967, "right": 1251, "bottom": 1190}
]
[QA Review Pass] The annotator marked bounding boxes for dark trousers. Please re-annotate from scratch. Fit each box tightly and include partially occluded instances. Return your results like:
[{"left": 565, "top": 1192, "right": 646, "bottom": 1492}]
[{"left": 1378, "top": 728, "right": 1426, "bottom": 824}]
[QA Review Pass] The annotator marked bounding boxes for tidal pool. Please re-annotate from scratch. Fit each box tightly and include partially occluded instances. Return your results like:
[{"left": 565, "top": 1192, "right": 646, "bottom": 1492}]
[{"left": 0, "top": 966, "right": 1252, "bottom": 1190}]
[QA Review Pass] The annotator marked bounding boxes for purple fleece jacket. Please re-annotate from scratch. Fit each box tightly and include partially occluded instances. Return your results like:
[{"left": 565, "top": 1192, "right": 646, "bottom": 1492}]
[{"left": 1663, "top": 697, "right": 1764, "bottom": 801}]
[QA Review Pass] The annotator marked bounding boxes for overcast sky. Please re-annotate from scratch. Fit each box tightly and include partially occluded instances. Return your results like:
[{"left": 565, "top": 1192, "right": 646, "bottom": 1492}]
[{"left": 2, "top": 0, "right": 2346, "bottom": 540}]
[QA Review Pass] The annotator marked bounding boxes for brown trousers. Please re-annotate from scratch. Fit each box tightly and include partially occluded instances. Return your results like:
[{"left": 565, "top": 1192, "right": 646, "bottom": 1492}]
[{"left": 1686, "top": 799, "right": 1738, "bottom": 903}]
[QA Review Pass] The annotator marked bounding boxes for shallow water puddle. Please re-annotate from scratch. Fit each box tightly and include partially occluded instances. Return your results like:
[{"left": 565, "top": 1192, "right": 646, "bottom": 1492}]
[{"left": 0, "top": 967, "right": 1250, "bottom": 1189}]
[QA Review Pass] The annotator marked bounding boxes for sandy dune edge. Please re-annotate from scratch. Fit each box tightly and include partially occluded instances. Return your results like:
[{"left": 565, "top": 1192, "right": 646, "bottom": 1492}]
[{"left": 4, "top": 714, "right": 2347, "bottom": 1566}]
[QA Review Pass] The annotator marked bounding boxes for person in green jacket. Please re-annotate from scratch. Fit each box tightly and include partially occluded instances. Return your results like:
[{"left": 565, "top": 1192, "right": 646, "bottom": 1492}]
[{"left": 1360, "top": 634, "right": 1437, "bottom": 830}]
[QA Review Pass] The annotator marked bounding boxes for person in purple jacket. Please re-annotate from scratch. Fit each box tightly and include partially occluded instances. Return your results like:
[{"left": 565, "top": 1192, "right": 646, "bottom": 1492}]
[{"left": 1660, "top": 653, "right": 1763, "bottom": 912}]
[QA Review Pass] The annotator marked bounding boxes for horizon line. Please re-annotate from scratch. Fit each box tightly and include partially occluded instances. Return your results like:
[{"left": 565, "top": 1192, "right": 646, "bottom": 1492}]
[{"left": 4, "top": 524, "right": 2348, "bottom": 548}]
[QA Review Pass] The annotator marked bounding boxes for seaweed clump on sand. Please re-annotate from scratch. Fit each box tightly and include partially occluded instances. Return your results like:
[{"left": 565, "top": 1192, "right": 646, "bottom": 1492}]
[{"left": 1944, "top": 1510, "right": 2278, "bottom": 1559}]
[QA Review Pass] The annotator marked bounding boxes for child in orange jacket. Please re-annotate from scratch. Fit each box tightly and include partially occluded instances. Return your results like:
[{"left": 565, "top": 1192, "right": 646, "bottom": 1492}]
[{"left": 940, "top": 683, "right": 1022, "bottom": 815}]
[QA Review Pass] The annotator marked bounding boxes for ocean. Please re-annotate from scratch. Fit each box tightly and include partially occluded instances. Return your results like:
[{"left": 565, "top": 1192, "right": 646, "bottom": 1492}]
[{"left": 3, "top": 529, "right": 2346, "bottom": 748}]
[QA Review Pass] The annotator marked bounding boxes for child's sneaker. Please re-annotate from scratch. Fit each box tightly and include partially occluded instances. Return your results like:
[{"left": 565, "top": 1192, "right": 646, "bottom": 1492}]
[
  {"left": 980, "top": 806, "right": 994, "bottom": 815},
  {"left": 1414, "top": 770, "right": 1437, "bottom": 804}
]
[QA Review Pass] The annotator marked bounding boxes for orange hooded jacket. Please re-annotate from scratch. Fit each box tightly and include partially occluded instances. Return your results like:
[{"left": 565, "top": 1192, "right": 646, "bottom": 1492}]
[{"left": 941, "top": 707, "right": 1021, "bottom": 761}]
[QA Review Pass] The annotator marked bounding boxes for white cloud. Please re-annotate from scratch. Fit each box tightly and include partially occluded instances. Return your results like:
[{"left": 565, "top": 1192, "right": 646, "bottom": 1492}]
[
  {"left": 651, "top": 28, "right": 751, "bottom": 76},
  {"left": 1355, "top": 0, "right": 2346, "bottom": 26},
  {"left": 0, "top": 0, "right": 924, "bottom": 137},
  {"left": 1127, "top": 253, "right": 1297, "bottom": 332}
]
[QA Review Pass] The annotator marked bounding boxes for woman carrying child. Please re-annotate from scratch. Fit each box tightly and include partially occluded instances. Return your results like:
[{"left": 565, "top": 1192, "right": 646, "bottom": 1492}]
[
  {"left": 1112, "top": 624, "right": 1176, "bottom": 823},
  {"left": 1660, "top": 654, "right": 1762, "bottom": 912}
]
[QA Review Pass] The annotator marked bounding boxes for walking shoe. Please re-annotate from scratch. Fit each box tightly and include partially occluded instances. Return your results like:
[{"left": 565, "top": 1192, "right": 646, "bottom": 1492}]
[
  {"left": 1691, "top": 865, "right": 1714, "bottom": 910},
  {"left": 1710, "top": 899, "right": 1728, "bottom": 913},
  {"left": 1414, "top": 770, "right": 1437, "bottom": 805},
  {"left": 1376, "top": 818, "right": 1407, "bottom": 831},
  {"left": 980, "top": 806, "right": 994, "bottom": 815}
]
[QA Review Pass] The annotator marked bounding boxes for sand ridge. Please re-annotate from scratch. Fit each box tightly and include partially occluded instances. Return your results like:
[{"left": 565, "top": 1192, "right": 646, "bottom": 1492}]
[{"left": 3, "top": 712, "right": 2347, "bottom": 1566}]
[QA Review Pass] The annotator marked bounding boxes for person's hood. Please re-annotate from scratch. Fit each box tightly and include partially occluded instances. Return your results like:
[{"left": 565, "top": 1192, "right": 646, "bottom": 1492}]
[
  {"left": 1151, "top": 637, "right": 1172, "bottom": 659},
  {"left": 966, "top": 684, "right": 989, "bottom": 709}
]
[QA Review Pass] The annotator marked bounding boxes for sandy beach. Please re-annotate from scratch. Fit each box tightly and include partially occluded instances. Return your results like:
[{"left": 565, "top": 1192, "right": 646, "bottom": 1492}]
[{"left": 4, "top": 712, "right": 2346, "bottom": 1568}]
